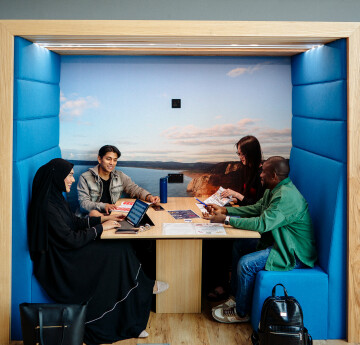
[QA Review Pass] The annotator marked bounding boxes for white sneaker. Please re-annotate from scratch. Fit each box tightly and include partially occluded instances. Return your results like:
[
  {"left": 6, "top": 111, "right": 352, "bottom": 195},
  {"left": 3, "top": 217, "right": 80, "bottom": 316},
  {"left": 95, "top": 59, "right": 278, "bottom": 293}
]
[
  {"left": 212, "top": 296, "right": 236, "bottom": 311},
  {"left": 138, "top": 330, "right": 149, "bottom": 338},
  {"left": 153, "top": 281, "right": 169, "bottom": 294},
  {"left": 212, "top": 306, "right": 250, "bottom": 324}
]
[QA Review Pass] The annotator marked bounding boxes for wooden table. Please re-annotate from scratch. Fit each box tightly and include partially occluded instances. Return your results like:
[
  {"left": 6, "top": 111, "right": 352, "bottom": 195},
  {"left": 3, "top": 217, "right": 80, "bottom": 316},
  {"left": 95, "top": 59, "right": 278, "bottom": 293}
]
[{"left": 102, "top": 197, "right": 260, "bottom": 313}]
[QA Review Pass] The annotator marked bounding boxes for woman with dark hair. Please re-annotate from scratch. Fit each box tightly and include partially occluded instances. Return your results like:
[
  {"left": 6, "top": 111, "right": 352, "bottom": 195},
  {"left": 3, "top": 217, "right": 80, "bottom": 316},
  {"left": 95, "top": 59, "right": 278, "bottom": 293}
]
[
  {"left": 28, "top": 158, "right": 168, "bottom": 344},
  {"left": 220, "top": 135, "right": 264, "bottom": 206},
  {"left": 205, "top": 136, "right": 264, "bottom": 302}
]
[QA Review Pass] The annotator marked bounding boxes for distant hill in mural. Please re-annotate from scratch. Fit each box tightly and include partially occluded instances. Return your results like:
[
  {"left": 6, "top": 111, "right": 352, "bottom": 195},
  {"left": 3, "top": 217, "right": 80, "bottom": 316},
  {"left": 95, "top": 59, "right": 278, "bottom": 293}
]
[
  {"left": 186, "top": 161, "right": 245, "bottom": 197},
  {"left": 69, "top": 160, "right": 255, "bottom": 199},
  {"left": 69, "top": 160, "right": 215, "bottom": 171}
]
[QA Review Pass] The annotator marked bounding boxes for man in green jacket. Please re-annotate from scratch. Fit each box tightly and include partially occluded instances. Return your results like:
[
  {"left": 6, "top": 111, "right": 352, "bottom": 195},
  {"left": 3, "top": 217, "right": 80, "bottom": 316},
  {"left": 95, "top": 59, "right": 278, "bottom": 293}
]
[{"left": 203, "top": 156, "right": 317, "bottom": 324}]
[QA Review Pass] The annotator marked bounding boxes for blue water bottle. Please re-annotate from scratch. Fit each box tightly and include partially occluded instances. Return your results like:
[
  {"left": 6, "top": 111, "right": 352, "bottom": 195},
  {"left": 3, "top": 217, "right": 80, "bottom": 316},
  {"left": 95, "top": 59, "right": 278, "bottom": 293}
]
[{"left": 160, "top": 177, "right": 168, "bottom": 203}]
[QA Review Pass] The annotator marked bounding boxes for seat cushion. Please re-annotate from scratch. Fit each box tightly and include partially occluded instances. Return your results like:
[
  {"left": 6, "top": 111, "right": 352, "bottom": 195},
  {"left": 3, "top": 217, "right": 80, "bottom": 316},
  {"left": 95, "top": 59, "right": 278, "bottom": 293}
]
[{"left": 251, "top": 266, "right": 328, "bottom": 340}]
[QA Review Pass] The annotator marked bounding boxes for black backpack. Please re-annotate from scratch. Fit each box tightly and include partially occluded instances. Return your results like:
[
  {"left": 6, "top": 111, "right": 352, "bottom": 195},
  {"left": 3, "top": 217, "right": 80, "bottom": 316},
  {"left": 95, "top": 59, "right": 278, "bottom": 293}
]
[{"left": 251, "top": 284, "right": 312, "bottom": 345}]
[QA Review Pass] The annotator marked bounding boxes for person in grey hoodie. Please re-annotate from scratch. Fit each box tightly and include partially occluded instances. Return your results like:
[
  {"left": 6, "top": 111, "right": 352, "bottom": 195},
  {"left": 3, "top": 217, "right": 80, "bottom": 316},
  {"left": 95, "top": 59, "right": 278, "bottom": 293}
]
[{"left": 77, "top": 145, "right": 160, "bottom": 216}]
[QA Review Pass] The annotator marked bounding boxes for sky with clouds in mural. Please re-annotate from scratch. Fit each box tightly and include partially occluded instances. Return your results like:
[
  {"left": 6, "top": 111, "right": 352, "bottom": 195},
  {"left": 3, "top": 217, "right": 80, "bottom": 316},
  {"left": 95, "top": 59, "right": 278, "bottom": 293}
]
[{"left": 60, "top": 56, "right": 292, "bottom": 163}]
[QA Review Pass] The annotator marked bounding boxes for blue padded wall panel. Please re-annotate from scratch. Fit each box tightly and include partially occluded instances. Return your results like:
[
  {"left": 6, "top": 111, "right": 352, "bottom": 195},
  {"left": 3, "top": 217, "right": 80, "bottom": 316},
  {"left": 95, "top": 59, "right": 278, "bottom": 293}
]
[
  {"left": 292, "top": 80, "right": 347, "bottom": 120},
  {"left": 12, "top": 36, "right": 61, "bottom": 340},
  {"left": 14, "top": 80, "right": 60, "bottom": 120},
  {"left": 292, "top": 39, "right": 346, "bottom": 85},
  {"left": 12, "top": 147, "right": 61, "bottom": 340},
  {"left": 292, "top": 117, "right": 346, "bottom": 162},
  {"left": 327, "top": 172, "right": 346, "bottom": 339},
  {"left": 14, "top": 37, "right": 60, "bottom": 84},
  {"left": 290, "top": 147, "right": 346, "bottom": 339},
  {"left": 290, "top": 39, "right": 347, "bottom": 339},
  {"left": 289, "top": 148, "right": 343, "bottom": 274},
  {"left": 13, "top": 117, "right": 59, "bottom": 161}
]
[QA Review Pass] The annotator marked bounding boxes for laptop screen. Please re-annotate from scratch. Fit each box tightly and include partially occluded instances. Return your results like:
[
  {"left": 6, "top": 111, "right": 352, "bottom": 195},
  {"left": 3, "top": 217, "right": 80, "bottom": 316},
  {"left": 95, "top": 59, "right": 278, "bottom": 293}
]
[{"left": 126, "top": 199, "right": 149, "bottom": 227}]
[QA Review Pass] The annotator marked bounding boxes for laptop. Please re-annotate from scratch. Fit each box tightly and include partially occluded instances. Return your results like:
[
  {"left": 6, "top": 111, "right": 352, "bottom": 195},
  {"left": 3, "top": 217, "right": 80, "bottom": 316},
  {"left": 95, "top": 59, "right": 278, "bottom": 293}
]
[{"left": 115, "top": 199, "right": 154, "bottom": 233}]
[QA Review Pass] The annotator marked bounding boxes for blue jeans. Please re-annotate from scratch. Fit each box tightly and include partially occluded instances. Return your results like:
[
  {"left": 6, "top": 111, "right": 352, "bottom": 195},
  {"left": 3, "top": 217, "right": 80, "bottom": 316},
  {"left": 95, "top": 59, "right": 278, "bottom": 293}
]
[
  {"left": 231, "top": 239, "right": 304, "bottom": 316},
  {"left": 230, "top": 239, "right": 259, "bottom": 297}
]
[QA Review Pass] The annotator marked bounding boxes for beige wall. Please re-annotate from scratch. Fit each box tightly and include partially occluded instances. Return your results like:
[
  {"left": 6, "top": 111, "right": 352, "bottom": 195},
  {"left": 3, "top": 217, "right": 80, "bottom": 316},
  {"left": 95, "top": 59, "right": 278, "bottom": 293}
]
[{"left": 1, "top": 0, "right": 360, "bottom": 21}]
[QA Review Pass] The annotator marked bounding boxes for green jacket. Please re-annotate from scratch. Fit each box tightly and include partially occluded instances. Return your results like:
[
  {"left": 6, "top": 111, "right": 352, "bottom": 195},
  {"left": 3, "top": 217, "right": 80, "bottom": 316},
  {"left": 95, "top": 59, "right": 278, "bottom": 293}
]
[{"left": 228, "top": 177, "right": 317, "bottom": 271}]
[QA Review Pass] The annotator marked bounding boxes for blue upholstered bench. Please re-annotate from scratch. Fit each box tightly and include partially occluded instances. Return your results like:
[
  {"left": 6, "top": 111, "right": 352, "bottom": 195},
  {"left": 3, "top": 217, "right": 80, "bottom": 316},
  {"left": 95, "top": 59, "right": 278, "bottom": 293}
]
[
  {"left": 12, "top": 149, "right": 60, "bottom": 339},
  {"left": 251, "top": 39, "right": 347, "bottom": 340},
  {"left": 251, "top": 149, "right": 346, "bottom": 339}
]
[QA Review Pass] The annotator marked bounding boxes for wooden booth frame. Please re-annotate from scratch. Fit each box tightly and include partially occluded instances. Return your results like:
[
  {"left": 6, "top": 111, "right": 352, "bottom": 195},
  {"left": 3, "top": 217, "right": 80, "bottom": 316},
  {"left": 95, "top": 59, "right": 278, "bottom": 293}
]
[{"left": 1, "top": 20, "right": 360, "bottom": 344}]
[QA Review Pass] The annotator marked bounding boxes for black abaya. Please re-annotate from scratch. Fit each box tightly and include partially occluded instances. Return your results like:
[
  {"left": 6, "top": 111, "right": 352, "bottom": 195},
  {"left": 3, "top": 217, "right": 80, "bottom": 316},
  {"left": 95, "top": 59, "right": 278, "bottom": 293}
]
[{"left": 28, "top": 159, "right": 154, "bottom": 344}]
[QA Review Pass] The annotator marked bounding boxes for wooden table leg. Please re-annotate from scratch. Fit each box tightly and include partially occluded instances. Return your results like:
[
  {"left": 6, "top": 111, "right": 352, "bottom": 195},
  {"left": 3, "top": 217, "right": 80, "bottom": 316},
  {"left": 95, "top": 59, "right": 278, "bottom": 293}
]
[{"left": 156, "top": 239, "right": 202, "bottom": 313}]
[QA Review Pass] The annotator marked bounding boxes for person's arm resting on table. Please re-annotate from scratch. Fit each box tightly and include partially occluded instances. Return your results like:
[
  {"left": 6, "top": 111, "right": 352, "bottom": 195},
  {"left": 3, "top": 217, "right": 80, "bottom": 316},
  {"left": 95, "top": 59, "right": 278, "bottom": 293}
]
[
  {"left": 48, "top": 203, "right": 104, "bottom": 248},
  {"left": 204, "top": 198, "right": 264, "bottom": 226},
  {"left": 121, "top": 172, "right": 160, "bottom": 203},
  {"left": 204, "top": 193, "right": 288, "bottom": 234},
  {"left": 228, "top": 195, "right": 287, "bottom": 233},
  {"left": 145, "top": 194, "right": 160, "bottom": 204},
  {"left": 227, "top": 197, "right": 264, "bottom": 218}
]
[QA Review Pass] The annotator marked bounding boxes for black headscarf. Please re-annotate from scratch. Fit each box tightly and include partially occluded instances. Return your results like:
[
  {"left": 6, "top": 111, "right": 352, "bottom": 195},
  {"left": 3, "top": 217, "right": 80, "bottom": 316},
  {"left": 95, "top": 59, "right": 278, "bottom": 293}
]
[{"left": 28, "top": 158, "right": 74, "bottom": 260}]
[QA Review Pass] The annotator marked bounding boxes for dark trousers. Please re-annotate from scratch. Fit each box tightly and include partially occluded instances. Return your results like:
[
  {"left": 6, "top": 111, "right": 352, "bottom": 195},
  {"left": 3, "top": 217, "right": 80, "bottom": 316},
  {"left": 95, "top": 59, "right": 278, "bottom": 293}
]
[{"left": 202, "top": 239, "right": 233, "bottom": 293}]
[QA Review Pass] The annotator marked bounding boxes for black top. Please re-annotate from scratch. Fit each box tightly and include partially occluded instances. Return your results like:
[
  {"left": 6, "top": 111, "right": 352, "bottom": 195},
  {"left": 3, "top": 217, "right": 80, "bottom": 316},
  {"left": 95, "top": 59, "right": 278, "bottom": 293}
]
[
  {"left": 28, "top": 158, "right": 76, "bottom": 258},
  {"left": 28, "top": 158, "right": 154, "bottom": 344},
  {"left": 100, "top": 177, "right": 112, "bottom": 204},
  {"left": 238, "top": 166, "right": 265, "bottom": 206}
]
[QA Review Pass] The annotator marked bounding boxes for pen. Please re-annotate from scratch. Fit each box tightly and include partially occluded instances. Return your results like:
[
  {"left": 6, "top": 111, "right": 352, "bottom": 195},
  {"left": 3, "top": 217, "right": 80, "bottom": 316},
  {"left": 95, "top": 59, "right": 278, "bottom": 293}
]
[{"left": 195, "top": 198, "right": 207, "bottom": 207}]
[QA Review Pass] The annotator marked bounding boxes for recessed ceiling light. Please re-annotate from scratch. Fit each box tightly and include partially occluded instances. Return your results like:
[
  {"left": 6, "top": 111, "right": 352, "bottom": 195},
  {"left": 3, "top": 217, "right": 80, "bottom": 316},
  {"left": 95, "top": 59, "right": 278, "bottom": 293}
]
[{"left": 36, "top": 42, "right": 323, "bottom": 50}]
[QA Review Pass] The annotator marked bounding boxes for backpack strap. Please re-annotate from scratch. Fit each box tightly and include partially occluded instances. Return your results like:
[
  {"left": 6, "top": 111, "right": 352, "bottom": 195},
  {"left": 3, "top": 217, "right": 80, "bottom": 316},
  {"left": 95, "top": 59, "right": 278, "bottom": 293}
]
[
  {"left": 251, "top": 330, "right": 259, "bottom": 345},
  {"left": 272, "top": 283, "right": 288, "bottom": 297},
  {"left": 304, "top": 327, "right": 313, "bottom": 345}
]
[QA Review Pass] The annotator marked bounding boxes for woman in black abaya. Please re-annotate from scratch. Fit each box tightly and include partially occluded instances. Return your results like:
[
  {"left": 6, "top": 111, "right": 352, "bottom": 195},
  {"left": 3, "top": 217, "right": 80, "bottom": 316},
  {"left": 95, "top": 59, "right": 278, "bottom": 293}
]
[{"left": 28, "top": 158, "right": 167, "bottom": 344}]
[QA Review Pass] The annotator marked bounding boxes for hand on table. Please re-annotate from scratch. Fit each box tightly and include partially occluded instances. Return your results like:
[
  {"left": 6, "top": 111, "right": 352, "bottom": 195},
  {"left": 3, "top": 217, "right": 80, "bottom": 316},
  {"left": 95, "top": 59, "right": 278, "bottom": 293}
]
[
  {"left": 102, "top": 219, "right": 122, "bottom": 231},
  {"left": 202, "top": 212, "right": 227, "bottom": 223},
  {"left": 105, "top": 203, "right": 117, "bottom": 214},
  {"left": 148, "top": 195, "right": 160, "bottom": 204},
  {"left": 205, "top": 204, "right": 227, "bottom": 215},
  {"left": 101, "top": 213, "right": 126, "bottom": 223},
  {"left": 109, "top": 213, "right": 126, "bottom": 221},
  {"left": 202, "top": 203, "right": 227, "bottom": 223}
]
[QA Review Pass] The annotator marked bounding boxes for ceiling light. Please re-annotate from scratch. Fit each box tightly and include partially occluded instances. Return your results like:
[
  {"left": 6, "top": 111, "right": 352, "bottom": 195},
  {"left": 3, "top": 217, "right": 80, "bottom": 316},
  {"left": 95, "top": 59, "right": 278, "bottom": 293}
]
[{"left": 35, "top": 42, "right": 323, "bottom": 50}]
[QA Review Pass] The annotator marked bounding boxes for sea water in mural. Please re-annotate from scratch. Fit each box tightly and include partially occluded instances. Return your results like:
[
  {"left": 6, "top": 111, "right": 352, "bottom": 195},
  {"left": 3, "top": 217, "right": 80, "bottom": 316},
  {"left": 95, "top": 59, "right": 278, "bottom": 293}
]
[{"left": 60, "top": 55, "right": 292, "bottom": 209}]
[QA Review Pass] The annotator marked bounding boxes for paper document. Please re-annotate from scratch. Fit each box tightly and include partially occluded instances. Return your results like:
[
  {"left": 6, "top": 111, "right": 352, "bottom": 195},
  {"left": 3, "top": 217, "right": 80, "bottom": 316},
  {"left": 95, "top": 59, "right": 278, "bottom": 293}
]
[
  {"left": 162, "top": 223, "right": 195, "bottom": 235},
  {"left": 112, "top": 201, "right": 134, "bottom": 213},
  {"left": 193, "top": 223, "right": 226, "bottom": 235},
  {"left": 162, "top": 223, "right": 226, "bottom": 236},
  {"left": 204, "top": 186, "right": 232, "bottom": 207},
  {"left": 168, "top": 209, "right": 200, "bottom": 219},
  {"left": 195, "top": 203, "right": 207, "bottom": 214}
]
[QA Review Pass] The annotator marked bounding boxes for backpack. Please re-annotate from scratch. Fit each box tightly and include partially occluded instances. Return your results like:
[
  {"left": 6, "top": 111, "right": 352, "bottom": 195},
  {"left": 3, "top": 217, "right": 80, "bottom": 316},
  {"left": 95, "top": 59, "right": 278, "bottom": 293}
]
[{"left": 251, "top": 284, "right": 312, "bottom": 345}]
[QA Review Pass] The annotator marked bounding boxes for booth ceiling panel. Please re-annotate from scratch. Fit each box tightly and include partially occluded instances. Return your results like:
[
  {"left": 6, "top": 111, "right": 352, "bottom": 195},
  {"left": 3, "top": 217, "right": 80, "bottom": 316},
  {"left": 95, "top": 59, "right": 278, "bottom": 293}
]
[
  {"left": 22, "top": 35, "right": 335, "bottom": 45},
  {"left": 21, "top": 35, "right": 336, "bottom": 56},
  {"left": 43, "top": 48, "right": 304, "bottom": 56}
]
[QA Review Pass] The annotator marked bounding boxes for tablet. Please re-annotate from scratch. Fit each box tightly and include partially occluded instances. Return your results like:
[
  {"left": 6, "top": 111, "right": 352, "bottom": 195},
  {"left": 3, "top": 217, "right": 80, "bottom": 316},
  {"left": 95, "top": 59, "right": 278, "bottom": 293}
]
[{"left": 125, "top": 199, "right": 150, "bottom": 227}]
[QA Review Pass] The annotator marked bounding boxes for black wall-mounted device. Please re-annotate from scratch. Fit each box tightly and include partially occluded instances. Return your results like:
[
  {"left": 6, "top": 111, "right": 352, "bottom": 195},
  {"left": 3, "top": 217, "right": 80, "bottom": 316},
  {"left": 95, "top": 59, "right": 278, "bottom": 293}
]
[
  {"left": 168, "top": 173, "right": 184, "bottom": 183},
  {"left": 172, "top": 99, "right": 181, "bottom": 108}
]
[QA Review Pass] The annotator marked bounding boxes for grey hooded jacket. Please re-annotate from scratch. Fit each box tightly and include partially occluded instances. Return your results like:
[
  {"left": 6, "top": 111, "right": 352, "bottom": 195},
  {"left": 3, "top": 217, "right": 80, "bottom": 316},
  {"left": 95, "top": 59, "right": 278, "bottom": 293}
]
[{"left": 77, "top": 165, "right": 151, "bottom": 213}]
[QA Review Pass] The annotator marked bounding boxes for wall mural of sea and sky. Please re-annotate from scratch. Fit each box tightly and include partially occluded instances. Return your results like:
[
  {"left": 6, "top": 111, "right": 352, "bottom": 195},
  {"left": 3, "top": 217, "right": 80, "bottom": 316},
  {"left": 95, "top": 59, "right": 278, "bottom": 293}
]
[{"left": 59, "top": 56, "right": 292, "bottom": 207}]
